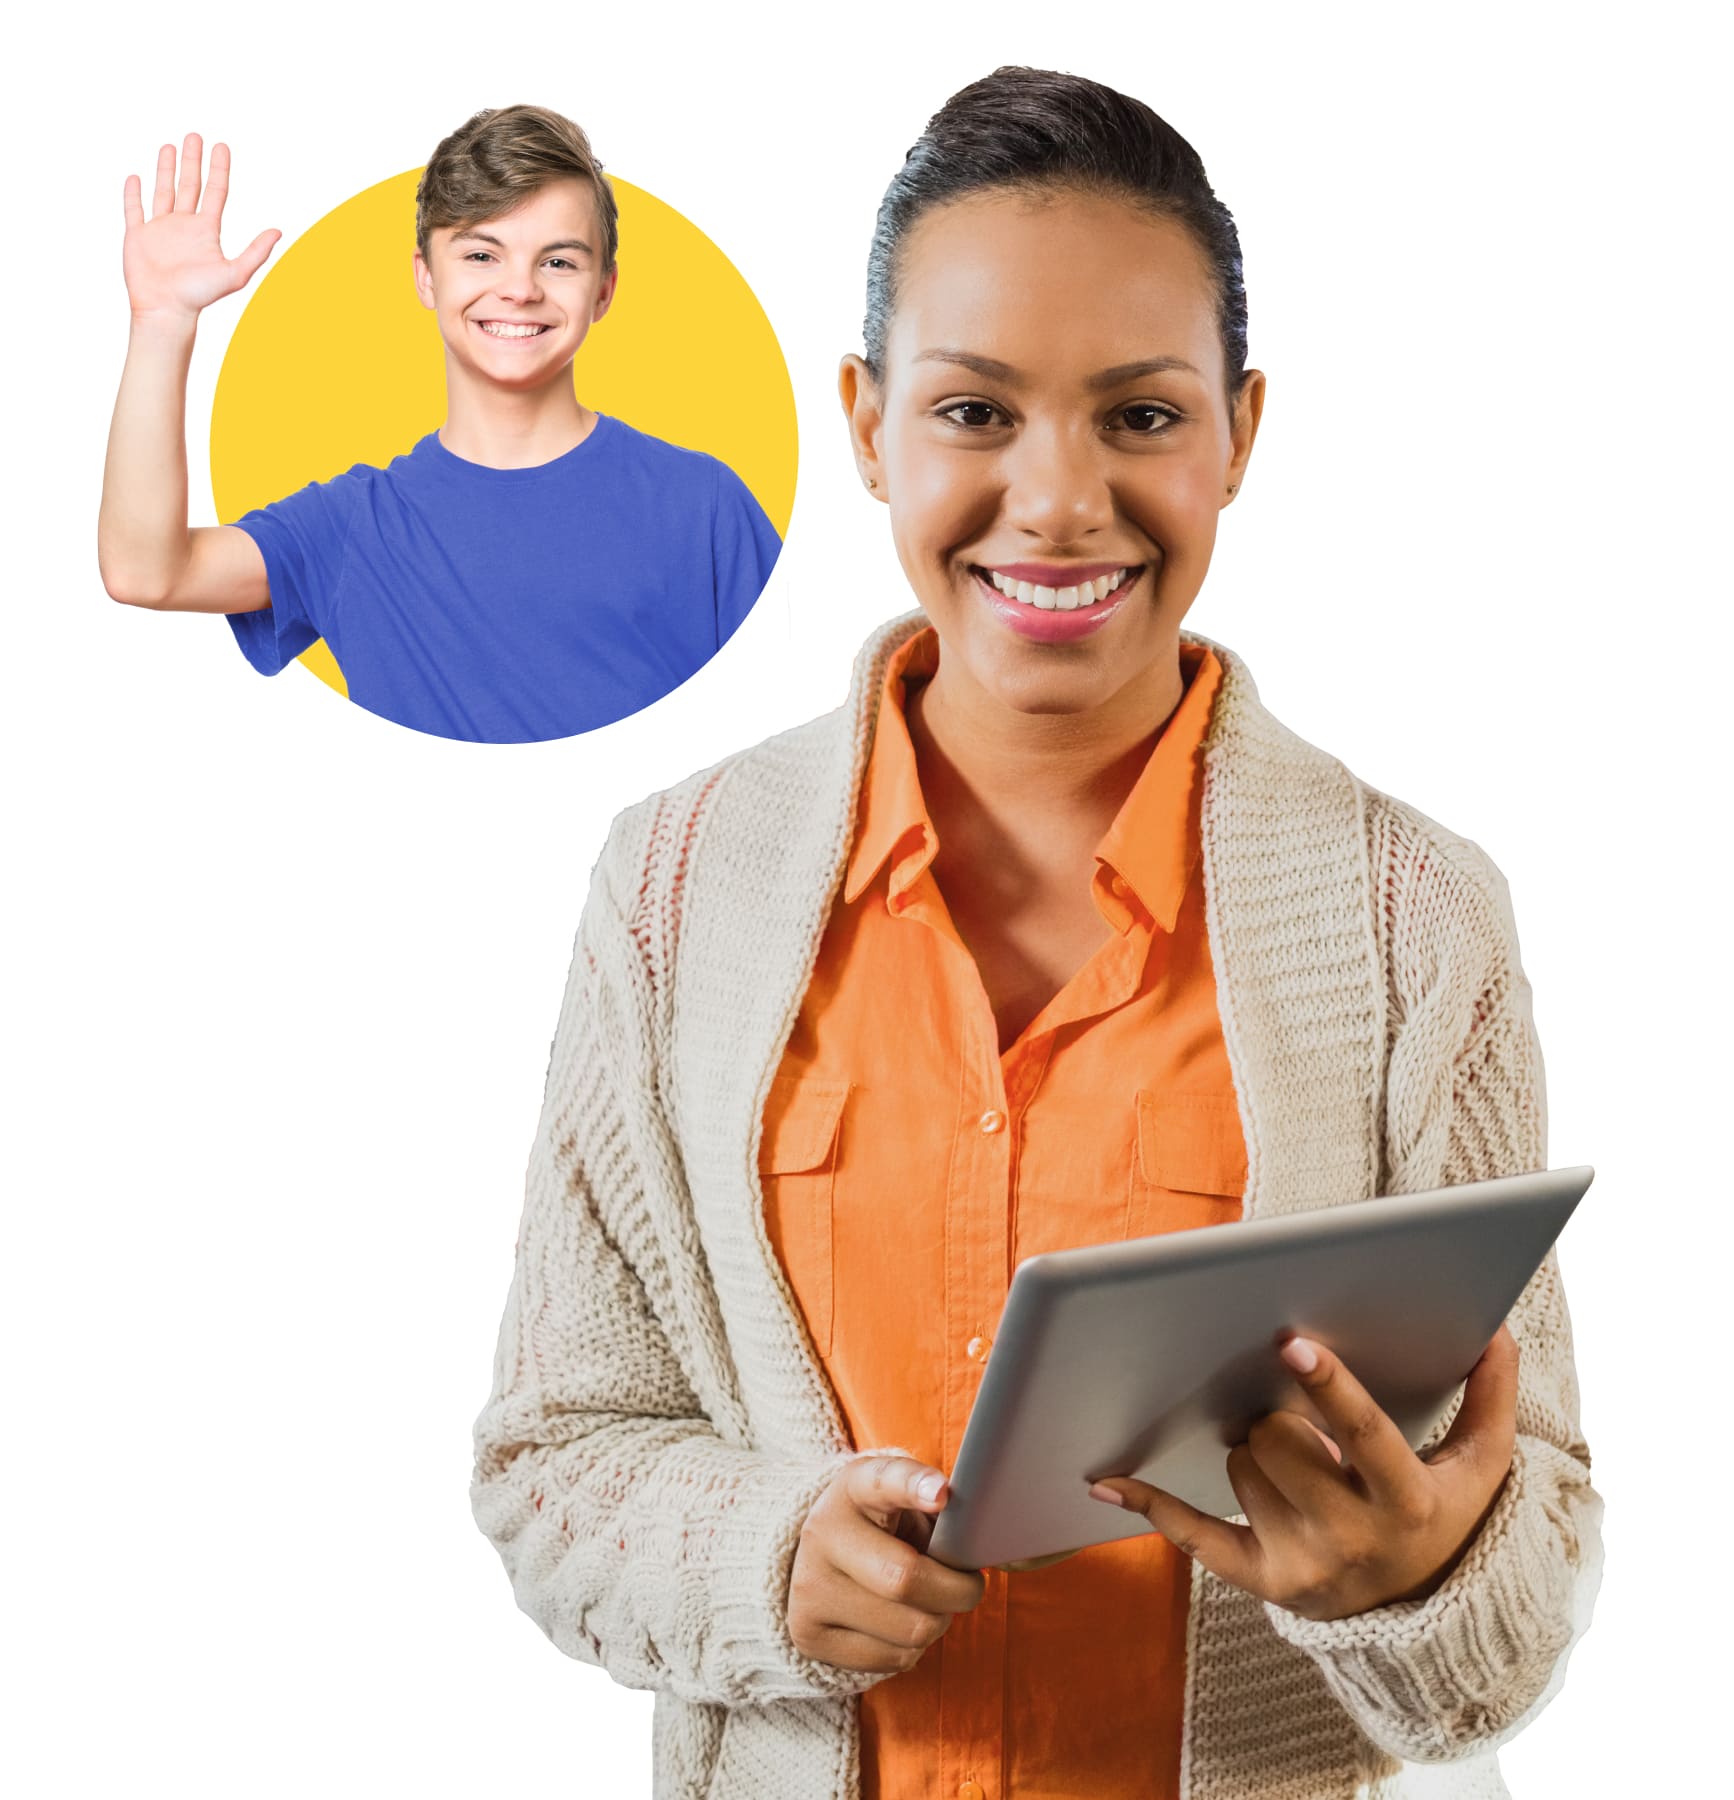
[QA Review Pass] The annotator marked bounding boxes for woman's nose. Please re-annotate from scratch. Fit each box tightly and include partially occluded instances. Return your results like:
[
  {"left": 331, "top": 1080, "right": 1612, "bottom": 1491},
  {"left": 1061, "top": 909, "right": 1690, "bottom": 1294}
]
[{"left": 1001, "top": 426, "right": 1115, "bottom": 542}]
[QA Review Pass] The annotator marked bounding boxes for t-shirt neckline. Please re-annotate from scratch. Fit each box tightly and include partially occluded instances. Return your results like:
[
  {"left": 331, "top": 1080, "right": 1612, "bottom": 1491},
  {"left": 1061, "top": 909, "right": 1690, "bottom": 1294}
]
[{"left": 419, "top": 411, "right": 616, "bottom": 483}]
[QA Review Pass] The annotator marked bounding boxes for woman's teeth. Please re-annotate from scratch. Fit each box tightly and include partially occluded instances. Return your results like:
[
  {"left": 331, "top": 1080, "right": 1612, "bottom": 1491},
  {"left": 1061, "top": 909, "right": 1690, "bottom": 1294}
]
[
  {"left": 984, "top": 568, "right": 1128, "bottom": 611},
  {"left": 479, "top": 321, "right": 548, "bottom": 337}
]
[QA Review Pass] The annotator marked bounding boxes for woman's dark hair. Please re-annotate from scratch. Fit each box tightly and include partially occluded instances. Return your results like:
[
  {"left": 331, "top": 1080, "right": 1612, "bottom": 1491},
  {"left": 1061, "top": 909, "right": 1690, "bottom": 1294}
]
[{"left": 865, "top": 66, "right": 1249, "bottom": 414}]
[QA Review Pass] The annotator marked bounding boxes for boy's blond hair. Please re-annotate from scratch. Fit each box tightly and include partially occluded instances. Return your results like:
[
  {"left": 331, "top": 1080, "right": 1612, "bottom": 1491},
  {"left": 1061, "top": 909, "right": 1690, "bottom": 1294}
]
[{"left": 416, "top": 104, "right": 619, "bottom": 270}]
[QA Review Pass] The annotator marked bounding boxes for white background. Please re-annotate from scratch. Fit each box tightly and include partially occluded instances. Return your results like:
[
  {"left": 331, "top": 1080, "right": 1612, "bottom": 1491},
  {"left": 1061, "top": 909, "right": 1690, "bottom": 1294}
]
[{"left": 7, "top": 3, "right": 1726, "bottom": 1793}]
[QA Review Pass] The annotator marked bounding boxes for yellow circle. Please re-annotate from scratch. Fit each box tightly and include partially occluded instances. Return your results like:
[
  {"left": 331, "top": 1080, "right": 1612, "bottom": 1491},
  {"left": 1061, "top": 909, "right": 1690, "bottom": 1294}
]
[{"left": 210, "top": 170, "right": 798, "bottom": 699}]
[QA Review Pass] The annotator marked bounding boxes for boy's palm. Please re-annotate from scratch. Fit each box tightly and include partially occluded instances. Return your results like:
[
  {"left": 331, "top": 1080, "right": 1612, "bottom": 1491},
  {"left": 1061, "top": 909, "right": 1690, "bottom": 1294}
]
[{"left": 123, "top": 134, "right": 280, "bottom": 320}]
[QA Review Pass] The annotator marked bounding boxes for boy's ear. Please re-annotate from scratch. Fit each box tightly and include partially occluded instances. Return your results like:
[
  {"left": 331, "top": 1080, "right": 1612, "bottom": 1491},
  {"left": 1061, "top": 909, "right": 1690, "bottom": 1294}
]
[
  {"left": 838, "top": 353, "right": 888, "bottom": 502},
  {"left": 591, "top": 263, "right": 619, "bottom": 325},
  {"left": 412, "top": 247, "right": 436, "bottom": 313}
]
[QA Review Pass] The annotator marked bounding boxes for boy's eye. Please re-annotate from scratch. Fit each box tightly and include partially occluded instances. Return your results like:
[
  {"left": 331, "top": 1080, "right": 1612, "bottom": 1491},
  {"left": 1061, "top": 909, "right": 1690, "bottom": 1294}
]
[{"left": 1110, "top": 403, "right": 1180, "bottom": 435}]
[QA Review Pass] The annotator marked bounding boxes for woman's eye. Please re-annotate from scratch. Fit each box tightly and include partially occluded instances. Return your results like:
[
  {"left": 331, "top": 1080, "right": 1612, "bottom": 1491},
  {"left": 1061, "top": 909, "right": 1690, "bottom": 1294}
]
[
  {"left": 1111, "top": 403, "right": 1180, "bottom": 435},
  {"left": 940, "top": 401, "right": 1003, "bottom": 429}
]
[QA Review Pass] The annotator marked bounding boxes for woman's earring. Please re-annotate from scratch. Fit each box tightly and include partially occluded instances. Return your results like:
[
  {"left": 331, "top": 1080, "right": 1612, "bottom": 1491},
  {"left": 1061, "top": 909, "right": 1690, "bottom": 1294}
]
[
  {"left": 865, "top": 476, "right": 878, "bottom": 490},
  {"left": 1227, "top": 483, "right": 1238, "bottom": 495}
]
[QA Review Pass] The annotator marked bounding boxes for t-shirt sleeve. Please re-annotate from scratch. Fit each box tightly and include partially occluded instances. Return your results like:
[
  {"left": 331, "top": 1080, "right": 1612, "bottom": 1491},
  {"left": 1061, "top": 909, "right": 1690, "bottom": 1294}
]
[
  {"left": 709, "top": 461, "right": 783, "bottom": 646},
  {"left": 227, "top": 472, "right": 361, "bottom": 676}
]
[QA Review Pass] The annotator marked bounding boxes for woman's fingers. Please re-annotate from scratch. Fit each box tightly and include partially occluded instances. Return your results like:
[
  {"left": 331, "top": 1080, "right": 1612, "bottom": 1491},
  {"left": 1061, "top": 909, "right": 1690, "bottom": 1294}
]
[
  {"left": 844, "top": 1453, "right": 949, "bottom": 1530},
  {"left": 1225, "top": 1439, "right": 1301, "bottom": 1534},
  {"left": 123, "top": 173, "right": 144, "bottom": 232},
  {"left": 831, "top": 1495, "right": 984, "bottom": 1621},
  {"left": 797, "top": 1619, "right": 934, "bottom": 1675},
  {"left": 1277, "top": 1335, "right": 1417, "bottom": 1504},
  {"left": 1087, "top": 1475, "right": 1263, "bottom": 1593},
  {"left": 1427, "top": 1324, "right": 1520, "bottom": 1477},
  {"left": 1242, "top": 1409, "right": 1349, "bottom": 1514},
  {"left": 791, "top": 1453, "right": 986, "bottom": 1673}
]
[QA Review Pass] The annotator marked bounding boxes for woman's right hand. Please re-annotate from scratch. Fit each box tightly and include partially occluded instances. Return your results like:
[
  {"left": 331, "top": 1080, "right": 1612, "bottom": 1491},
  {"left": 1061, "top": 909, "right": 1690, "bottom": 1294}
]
[
  {"left": 789, "top": 1456, "right": 986, "bottom": 1674},
  {"left": 122, "top": 134, "right": 280, "bottom": 323}
]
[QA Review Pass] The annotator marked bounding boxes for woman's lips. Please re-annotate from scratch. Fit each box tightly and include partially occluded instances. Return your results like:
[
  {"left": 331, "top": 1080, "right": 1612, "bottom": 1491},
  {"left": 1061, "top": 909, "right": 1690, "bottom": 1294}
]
[{"left": 969, "top": 564, "right": 1144, "bottom": 643}]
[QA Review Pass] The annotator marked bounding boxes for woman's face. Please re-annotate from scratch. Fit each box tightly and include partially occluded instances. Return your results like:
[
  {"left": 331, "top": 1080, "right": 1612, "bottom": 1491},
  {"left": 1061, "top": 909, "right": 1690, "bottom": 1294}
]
[{"left": 841, "top": 186, "right": 1264, "bottom": 718}]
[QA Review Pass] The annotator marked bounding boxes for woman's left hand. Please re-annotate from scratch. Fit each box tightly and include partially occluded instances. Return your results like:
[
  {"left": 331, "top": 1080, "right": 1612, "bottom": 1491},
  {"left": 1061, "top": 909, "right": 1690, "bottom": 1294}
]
[{"left": 1087, "top": 1325, "right": 1520, "bottom": 1621}]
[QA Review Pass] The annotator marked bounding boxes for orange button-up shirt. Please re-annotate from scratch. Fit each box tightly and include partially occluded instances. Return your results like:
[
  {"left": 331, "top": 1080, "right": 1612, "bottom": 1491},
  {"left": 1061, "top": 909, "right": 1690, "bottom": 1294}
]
[{"left": 762, "top": 627, "right": 1247, "bottom": 1800}]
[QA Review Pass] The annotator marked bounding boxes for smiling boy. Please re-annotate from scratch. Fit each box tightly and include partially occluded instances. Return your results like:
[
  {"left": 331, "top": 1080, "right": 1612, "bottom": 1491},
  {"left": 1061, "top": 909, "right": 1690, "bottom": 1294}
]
[{"left": 98, "top": 105, "right": 783, "bottom": 744}]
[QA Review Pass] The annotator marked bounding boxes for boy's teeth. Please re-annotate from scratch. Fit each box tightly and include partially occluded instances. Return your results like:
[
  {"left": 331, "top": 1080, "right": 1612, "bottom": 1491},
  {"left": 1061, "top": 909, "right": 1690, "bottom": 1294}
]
[
  {"left": 986, "top": 568, "right": 1128, "bottom": 607},
  {"left": 480, "top": 321, "right": 546, "bottom": 337}
]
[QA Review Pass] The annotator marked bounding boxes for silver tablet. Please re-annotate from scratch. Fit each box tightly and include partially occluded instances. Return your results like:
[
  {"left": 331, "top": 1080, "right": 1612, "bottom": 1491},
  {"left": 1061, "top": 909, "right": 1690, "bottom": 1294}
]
[{"left": 926, "top": 1165, "right": 1593, "bottom": 1572}]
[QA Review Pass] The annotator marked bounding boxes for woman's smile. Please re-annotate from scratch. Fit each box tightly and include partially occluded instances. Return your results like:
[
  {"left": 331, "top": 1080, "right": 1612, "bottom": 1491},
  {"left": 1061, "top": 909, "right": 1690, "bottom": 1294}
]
[{"left": 968, "top": 562, "right": 1145, "bottom": 642}]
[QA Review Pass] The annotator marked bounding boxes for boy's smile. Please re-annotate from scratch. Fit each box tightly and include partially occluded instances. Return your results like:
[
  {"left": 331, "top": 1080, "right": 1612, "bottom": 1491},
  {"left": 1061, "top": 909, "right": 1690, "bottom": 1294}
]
[{"left": 414, "top": 177, "right": 617, "bottom": 394}]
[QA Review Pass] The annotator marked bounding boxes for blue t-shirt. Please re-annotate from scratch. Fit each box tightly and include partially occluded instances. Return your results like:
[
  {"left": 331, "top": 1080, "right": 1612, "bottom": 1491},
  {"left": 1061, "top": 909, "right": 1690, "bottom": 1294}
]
[{"left": 229, "top": 414, "right": 782, "bottom": 743}]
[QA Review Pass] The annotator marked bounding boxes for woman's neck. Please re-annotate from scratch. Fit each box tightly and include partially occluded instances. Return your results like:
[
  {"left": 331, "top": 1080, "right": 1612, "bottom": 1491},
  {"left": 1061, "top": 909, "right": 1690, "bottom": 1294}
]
[{"left": 905, "top": 643, "right": 1188, "bottom": 835}]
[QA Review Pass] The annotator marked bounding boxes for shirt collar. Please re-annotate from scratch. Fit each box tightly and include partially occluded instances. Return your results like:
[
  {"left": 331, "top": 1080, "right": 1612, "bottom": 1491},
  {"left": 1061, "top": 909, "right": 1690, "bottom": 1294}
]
[
  {"left": 843, "top": 627, "right": 1225, "bottom": 930},
  {"left": 842, "top": 626, "right": 941, "bottom": 905},
  {"left": 1093, "top": 639, "right": 1224, "bottom": 934}
]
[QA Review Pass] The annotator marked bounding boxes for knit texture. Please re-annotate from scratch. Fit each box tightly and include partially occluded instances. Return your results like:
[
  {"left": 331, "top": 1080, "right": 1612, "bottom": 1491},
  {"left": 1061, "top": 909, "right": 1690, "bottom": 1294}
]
[{"left": 470, "top": 610, "right": 1603, "bottom": 1799}]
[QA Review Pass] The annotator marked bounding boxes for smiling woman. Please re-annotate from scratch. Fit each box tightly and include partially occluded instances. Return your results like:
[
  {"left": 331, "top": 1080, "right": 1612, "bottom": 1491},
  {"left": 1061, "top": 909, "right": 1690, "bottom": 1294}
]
[{"left": 468, "top": 65, "right": 1603, "bottom": 1800}]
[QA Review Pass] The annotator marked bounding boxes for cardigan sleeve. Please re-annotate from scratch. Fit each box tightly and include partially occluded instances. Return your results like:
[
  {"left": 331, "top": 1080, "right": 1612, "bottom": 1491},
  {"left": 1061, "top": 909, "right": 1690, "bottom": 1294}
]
[
  {"left": 468, "top": 837, "right": 894, "bottom": 1707},
  {"left": 1261, "top": 819, "right": 1605, "bottom": 1762}
]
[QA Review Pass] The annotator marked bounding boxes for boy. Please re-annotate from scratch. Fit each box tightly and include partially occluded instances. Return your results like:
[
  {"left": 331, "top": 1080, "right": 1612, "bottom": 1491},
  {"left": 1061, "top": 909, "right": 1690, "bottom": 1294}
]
[{"left": 98, "top": 106, "right": 782, "bottom": 744}]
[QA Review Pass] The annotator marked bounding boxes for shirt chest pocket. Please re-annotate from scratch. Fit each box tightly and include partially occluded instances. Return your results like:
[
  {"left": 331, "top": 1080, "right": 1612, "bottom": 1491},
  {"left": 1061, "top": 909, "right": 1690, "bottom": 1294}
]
[
  {"left": 1128, "top": 1090, "right": 1248, "bottom": 1240},
  {"left": 758, "top": 1075, "right": 850, "bottom": 1360}
]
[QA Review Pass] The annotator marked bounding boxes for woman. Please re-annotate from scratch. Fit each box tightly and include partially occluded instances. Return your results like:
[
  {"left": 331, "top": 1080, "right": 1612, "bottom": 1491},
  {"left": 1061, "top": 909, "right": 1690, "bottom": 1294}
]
[{"left": 470, "top": 67, "right": 1603, "bottom": 1800}]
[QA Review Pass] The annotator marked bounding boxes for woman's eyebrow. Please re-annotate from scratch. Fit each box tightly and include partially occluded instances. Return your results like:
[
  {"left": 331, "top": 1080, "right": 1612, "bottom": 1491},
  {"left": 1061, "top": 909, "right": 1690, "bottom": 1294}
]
[
  {"left": 912, "top": 350, "right": 1202, "bottom": 385},
  {"left": 1089, "top": 356, "right": 1202, "bottom": 386},
  {"left": 913, "top": 350, "right": 1019, "bottom": 380}
]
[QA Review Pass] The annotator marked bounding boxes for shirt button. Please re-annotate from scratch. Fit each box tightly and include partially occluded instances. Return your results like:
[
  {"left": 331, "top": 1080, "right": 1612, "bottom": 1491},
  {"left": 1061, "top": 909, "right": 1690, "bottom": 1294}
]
[
  {"left": 1109, "top": 873, "right": 1130, "bottom": 898},
  {"left": 958, "top": 1783, "right": 985, "bottom": 1800},
  {"left": 966, "top": 1335, "right": 991, "bottom": 1363},
  {"left": 978, "top": 1109, "right": 1006, "bottom": 1135}
]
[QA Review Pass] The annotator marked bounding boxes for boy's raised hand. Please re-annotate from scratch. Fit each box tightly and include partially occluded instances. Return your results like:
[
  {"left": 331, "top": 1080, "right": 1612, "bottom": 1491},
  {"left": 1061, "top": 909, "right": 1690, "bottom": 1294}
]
[{"left": 122, "top": 134, "right": 280, "bottom": 322}]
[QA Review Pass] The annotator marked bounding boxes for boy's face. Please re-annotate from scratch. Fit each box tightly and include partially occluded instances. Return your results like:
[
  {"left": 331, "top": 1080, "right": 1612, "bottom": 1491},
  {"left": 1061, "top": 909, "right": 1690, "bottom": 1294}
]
[{"left": 413, "top": 178, "right": 617, "bottom": 392}]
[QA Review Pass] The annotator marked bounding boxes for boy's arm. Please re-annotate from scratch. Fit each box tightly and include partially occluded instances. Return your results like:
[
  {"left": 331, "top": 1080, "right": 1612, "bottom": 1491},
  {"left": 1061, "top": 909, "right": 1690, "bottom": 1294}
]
[{"left": 97, "top": 135, "right": 279, "bottom": 614}]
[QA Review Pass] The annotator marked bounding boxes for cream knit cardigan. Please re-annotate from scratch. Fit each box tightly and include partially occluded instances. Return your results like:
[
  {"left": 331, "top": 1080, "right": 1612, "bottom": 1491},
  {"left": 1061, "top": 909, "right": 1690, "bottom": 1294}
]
[{"left": 471, "top": 610, "right": 1604, "bottom": 1800}]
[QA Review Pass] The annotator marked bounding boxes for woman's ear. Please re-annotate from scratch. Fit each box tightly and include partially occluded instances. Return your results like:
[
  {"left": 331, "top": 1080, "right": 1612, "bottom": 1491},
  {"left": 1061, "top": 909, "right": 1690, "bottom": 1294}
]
[
  {"left": 1222, "top": 368, "right": 1266, "bottom": 505},
  {"left": 838, "top": 353, "right": 889, "bottom": 502}
]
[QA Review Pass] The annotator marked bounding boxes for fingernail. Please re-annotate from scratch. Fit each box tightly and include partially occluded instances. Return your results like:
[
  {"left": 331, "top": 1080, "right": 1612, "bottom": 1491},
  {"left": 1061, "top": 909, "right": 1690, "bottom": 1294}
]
[
  {"left": 1281, "top": 1336, "right": 1319, "bottom": 1374},
  {"left": 1088, "top": 1482, "right": 1125, "bottom": 1507},
  {"left": 917, "top": 1472, "right": 944, "bottom": 1502}
]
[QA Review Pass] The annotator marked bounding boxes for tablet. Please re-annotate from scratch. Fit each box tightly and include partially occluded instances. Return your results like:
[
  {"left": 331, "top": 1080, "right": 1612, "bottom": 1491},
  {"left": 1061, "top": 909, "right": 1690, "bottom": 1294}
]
[{"left": 925, "top": 1165, "right": 1593, "bottom": 1572}]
